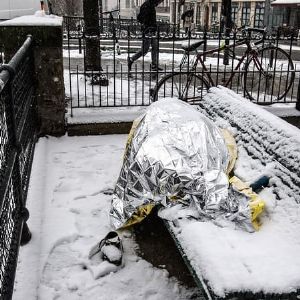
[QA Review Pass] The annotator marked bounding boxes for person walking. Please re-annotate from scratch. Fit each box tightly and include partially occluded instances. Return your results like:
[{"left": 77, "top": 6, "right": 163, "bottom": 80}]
[
  {"left": 128, "top": 0, "right": 164, "bottom": 72},
  {"left": 181, "top": 8, "right": 194, "bottom": 34}
]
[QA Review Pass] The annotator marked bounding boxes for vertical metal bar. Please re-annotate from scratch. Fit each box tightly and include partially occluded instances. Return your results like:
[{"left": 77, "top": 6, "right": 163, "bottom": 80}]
[
  {"left": 203, "top": 27, "right": 207, "bottom": 62},
  {"left": 91, "top": 69, "right": 95, "bottom": 106},
  {"left": 113, "top": 32, "right": 116, "bottom": 106},
  {"left": 76, "top": 65, "right": 80, "bottom": 107},
  {"left": 216, "top": 31, "right": 221, "bottom": 85},
  {"left": 121, "top": 64, "right": 123, "bottom": 106},
  {"left": 106, "top": 65, "right": 109, "bottom": 106},
  {"left": 135, "top": 65, "right": 137, "bottom": 105},
  {"left": 172, "top": 25, "right": 175, "bottom": 74},
  {"left": 296, "top": 75, "right": 300, "bottom": 111},
  {"left": 67, "top": 18, "right": 74, "bottom": 117},
  {"left": 127, "top": 26, "right": 130, "bottom": 106}
]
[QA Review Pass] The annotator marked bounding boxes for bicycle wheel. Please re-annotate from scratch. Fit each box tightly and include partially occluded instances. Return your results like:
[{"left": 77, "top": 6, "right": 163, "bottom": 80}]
[
  {"left": 244, "top": 46, "right": 295, "bottom": 102},
  {"left": 152, "top": 72, "right": 210, "bottom": 104}
]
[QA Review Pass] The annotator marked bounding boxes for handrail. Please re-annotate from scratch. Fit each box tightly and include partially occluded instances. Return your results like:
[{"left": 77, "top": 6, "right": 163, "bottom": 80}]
[
  {"left": 0, "top": 34, "right": 36, "bottom": 300},
  {"left": 0, "top": 35, "right": 33, "bottom": 91}
]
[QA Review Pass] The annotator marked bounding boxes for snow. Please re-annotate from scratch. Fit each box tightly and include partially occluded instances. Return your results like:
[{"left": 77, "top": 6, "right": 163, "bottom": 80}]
[
  {"left": 163, "top": 147, "right": 300, "bottom": 296},
  {"left": 1, "top": 13, "right": 62, "bottom": 27},
  {"left": 13, "top": 135, "right": 195, "bottom": 300},
  {"left": 272, "top": 0, "right": 300, "bottom": 5},
  {"left": 101, "top": 245, "right": 122, "bottom": 262},
  {"left": 264, "top": 104, "right": 300, "bottom": 117},
  {"left": 67, "top": 106, "right": 147, "bottom": 124},
  {"left": 13, "top": 86, "right": 300, "bottom": 298},
  {"left": 156, "top": 87, "right": 300, "bottom": 297}
]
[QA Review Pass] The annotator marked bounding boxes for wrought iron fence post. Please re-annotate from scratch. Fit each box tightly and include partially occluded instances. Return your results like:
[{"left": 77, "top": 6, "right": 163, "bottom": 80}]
[
  {"left": 203, "top": 26, "right": 207, "bottom": 62},
  {"left": 296, "top": 76, "right": 300, "bottom": 111}
]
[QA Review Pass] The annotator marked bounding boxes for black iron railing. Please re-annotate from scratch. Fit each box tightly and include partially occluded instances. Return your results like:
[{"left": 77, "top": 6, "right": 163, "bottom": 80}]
[
  {"left": 63, "top": 17, "right": 300, "bottom": 113},
  {"left": 63, "top": 16, "right": 300, "bottom": 40},
  {"left": 0, "top": 44, "right": 3, "bottom": 65},
  {"left": 0, "top": 36, "right": 37, "bottom": 299}
]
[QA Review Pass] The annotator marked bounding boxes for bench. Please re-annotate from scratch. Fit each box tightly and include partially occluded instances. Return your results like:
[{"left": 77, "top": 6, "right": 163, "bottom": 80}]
[{"left": 160, "top": 87, "right": 300, "bottom": 299}]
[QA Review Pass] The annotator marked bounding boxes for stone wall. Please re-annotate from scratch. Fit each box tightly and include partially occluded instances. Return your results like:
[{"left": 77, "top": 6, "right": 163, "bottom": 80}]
[{"left": 0, "top": 21, "right": 65, "bottom": 136}]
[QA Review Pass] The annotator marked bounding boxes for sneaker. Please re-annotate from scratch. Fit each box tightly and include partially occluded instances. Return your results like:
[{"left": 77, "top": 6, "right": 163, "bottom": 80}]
[
  {"left": 250, "top": 175, "right": 270, "bottom": 193},
  {"left": 89, "top": 231, "right": 123, "bottom": 266},
  {"left": 151, "top": 65, "right": 163, "bottom": 71},
  {"left": 127, "top": 57, "right": 133, "bottom": 72}
]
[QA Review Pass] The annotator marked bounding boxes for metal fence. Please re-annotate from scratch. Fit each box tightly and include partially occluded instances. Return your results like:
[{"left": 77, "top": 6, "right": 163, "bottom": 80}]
[
  {"left": 0, "top": 36, "right": 37, "bottom": 299},
  {"left": 0, "top": 44, "right": 4, "bottom": 66},
  {"left": 63, "top": 16, "right": 300, "bottom": 115}
]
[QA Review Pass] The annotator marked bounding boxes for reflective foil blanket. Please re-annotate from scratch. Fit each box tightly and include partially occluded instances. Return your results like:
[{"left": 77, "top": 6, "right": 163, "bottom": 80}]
[{"left": 110, "top": 98, "right": 261, "bottom": 232}]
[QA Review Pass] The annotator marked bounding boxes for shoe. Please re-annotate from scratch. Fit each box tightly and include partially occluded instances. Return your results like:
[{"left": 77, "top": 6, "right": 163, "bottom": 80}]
[
  {"left": 151, "top": 65, "right": 163, "bottom": 71},
  {"left": 89, "top": 231, "right": 123, "bottom": 266},
  {"left": 127, "top": 57, "right": 133, "bottom": 72},
  {"left": 250, "top": 175, "right": 270, "bottom": 193}
]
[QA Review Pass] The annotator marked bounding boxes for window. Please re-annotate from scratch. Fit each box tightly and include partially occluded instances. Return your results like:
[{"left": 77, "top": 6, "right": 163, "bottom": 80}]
[
  {"left": 211, "top": 3, "right": 218, "bottom": 24},
  {"left": 126, "top": 0, "right": 130, "bottom": 8},
  {"left": 231, "top": 2, "right": 239, "bottom": 26},
  {"left": 241, "top": 2, "right": 251, "bottom": 26},
  {"left": 254, "top": 2, "right": 265, "bottom": 28}
]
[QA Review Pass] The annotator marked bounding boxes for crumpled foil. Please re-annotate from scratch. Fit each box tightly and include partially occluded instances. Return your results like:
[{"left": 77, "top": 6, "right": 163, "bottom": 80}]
[{"left": 110, "top": 98, "right": 254, "bottom": 231}]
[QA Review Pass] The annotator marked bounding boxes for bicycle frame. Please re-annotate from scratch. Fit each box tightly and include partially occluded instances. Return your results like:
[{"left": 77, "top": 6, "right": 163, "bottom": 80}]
[{"left": 190, "top": 37, "right": 263, "bottom": 88}]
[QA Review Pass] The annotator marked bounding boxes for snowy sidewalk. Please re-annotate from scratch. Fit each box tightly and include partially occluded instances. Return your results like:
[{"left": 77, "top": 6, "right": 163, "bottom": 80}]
[{"left": 13, "top": 135, "right": 196, "bottom": 300}]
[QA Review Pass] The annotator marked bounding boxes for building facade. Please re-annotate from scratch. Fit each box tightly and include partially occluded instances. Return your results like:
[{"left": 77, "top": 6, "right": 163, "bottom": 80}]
[
  {"left": 271, "top": 0, "right": 300, "bottom": 30},
  {"left": 118, "top": 0, "right": 299, "bottom": 30},
  {"left": 170, "top": 0, "right": 267, "bottom": 30}
]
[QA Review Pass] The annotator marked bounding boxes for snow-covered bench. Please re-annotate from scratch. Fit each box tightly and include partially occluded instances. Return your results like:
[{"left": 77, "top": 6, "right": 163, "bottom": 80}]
[{"left": 162, "top": 87, "right": 300, "bottom": 299}]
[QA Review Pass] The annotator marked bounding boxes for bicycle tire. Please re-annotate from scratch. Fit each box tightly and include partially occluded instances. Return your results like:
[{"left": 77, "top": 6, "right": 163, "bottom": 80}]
[
  {"left": 152, "top": 72, "right": 210, "bottom": 104},
  {"left": 244, "top": 46, "right": 295, "bottom": 102}
]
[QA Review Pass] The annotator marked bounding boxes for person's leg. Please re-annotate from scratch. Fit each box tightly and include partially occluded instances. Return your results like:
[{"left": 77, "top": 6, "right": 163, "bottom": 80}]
[{"left": 129, "top": 36, "right": 151, "bottom": 70}]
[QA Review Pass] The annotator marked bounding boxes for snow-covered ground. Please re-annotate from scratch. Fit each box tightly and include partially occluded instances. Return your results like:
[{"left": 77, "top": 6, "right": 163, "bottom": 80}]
[
  {"left": 161, "top": 145, "right": 300, "bottom": 297},
  {"left": 63, "top": 49, "right": 300, "bottom": 71},
  {"left": 13, "top": 135, "right": 197, "bottom": 300},
  {"left": 14, "top": 98, "right": 300, "bottom": 299}
]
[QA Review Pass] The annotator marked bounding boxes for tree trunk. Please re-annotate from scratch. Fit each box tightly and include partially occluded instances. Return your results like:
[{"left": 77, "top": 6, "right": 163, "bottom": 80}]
[{"left": 83, "top": 0, "right": 101, "bottom": 72}]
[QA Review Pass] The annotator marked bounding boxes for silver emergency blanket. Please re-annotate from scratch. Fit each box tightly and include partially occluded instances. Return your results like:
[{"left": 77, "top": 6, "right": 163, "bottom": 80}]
[{"left": 110, "top": 98, "right": 254, "bottom": 231}]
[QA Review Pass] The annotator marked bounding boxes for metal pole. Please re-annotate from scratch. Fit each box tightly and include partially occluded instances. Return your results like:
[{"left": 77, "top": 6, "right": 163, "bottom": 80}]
[
  {"left": 296, "top": 76, "right": 300, "bottom": 111},
  {"left": 222, "top": 0, "right": 232, "bottom": 65}
]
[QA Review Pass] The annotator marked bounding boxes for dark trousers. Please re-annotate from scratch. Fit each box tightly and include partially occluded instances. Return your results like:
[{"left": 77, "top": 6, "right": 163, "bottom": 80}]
[{"left": 131, "top": 35, "right": 159, "bottom": 67}]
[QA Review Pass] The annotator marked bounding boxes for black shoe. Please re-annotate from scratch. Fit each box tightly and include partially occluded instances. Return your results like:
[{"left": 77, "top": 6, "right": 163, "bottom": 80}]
[
  {"left": 128, "top": 57, "right": 133, "bottom": 72},
  {"left": 151, "top": 65, "right": 163, "bottom": 71},
  {"left": 89, "top": 231, "right": 123, "bottom": 266},
  {"left": 250, "top": 175, "right": 270, "bottom": 193}
]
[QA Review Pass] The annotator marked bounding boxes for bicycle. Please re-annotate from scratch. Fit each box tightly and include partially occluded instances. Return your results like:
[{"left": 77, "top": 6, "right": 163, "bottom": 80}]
[
  {"left": 102, "top": 9, "right": 121, "bottom": 55},
  {"left": 152, "top": 27, "right": 295, "bottom": 103}
]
